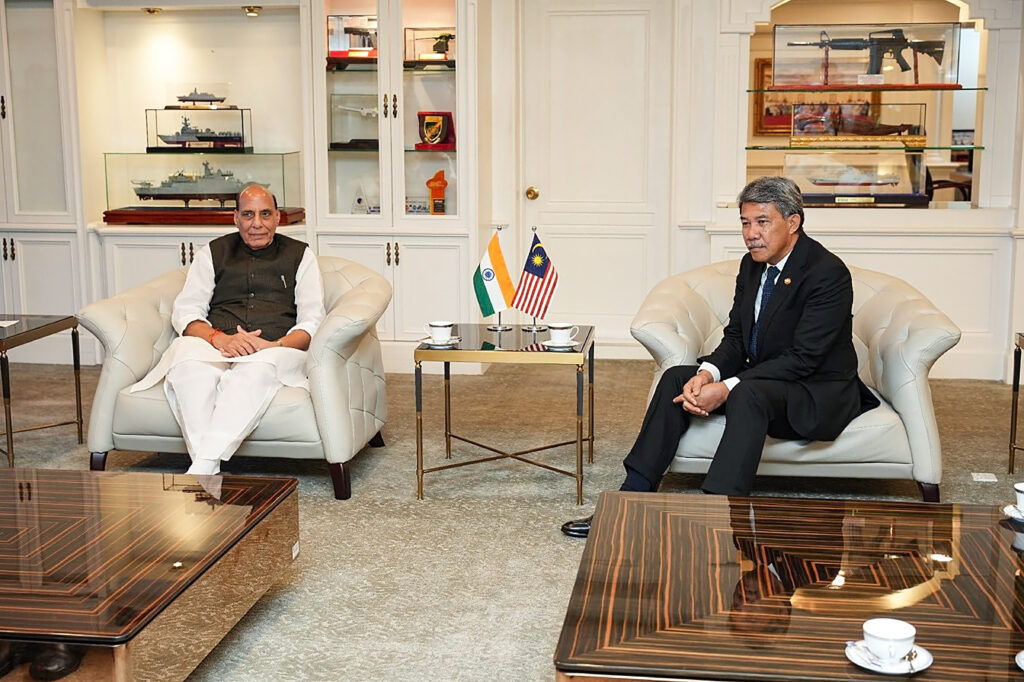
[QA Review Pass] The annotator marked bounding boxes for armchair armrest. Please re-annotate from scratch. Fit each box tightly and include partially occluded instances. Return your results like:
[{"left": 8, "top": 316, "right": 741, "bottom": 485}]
[
  {"left": 630, "top": 274, "right": 719, "bottom": 370},
  {"left": 76, "top": 270, "right": 185, "bottom": 451},
  {"left": 861, "top": 296, "right": 961, "bottom": 484},
  {"left": 307, "top": 265, "right": 393, "bottom": 463}
]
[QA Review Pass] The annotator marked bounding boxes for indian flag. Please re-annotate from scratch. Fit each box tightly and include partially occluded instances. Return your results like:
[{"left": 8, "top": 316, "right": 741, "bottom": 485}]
[{"left": 473, "top": 232, "right": 516, "bottom": 317}]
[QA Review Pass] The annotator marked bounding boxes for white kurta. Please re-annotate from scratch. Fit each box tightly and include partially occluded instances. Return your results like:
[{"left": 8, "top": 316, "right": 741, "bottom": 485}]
[{"left": 130, "top": 243, "right": 326, "bottom": 393}]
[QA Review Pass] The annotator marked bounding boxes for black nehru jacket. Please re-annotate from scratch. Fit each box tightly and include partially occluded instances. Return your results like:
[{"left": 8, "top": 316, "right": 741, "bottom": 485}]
[{"left": 206, "top": 233, "right": 307, "bottom": 341}]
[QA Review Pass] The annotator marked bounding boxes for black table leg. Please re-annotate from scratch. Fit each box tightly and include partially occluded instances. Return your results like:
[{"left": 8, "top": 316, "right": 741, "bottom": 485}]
[
  {"left": 72, "top": 325, "right": 83, "bottom": 444},
  {"left": 1011, "top": 345, "right": 1021, "bottom": 473},
  {"left": 1, "top": 351, "right": 11, "bottom": 467}
]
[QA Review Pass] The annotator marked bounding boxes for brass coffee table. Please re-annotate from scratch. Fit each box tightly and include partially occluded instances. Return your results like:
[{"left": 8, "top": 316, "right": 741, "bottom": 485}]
[
  {"left": 555, "top": 491, "right": 1024, "bottom": 681},
  {"left": 414, "top": 324, "right": 595, "bottom": 503},
  {"left": 0, "top": 315, "right": 83, "bottom": 466},
  {"left": 0, "top": 469, "right": 298, "bottom": 681}
]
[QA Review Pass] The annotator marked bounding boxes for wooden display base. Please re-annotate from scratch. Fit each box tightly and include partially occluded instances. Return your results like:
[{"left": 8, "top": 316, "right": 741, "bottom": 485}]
[
  {"left": 103, "top": 206, "right": 305, "bottom": 225},
  {"left": 769, "top": 83, "right": 963, "bottom": 91},
  {"left": 145, "top": 145, "right": 253, "bottom": 154}
]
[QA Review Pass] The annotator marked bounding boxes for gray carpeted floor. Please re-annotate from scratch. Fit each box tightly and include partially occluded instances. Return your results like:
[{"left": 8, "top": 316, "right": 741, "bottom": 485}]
[{"left": 6, "top": 361, "right": 1019, "bottom": 681}]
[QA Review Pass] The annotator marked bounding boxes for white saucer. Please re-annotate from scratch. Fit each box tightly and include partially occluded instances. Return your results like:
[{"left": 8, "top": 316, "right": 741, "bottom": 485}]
[
  {"left": 541, "top": 339, "right": 577, "bottom": 351},
  {"left": 1016, "top": 649, "right": 1024, "bottom": 672},
  {"left": 419, "top": 335, "right": 461, "bottom": 348},
  {"left": 1003, "top": 504, "right": 1024, "bottom": 522},
  {"left": 845, "top": 641, "right": 932, "bottom": 675}
]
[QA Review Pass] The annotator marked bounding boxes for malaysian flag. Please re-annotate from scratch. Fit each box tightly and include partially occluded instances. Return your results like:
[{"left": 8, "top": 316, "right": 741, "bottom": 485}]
[{"left": 511, "top": 233, "right": 558, "bottom": 319}]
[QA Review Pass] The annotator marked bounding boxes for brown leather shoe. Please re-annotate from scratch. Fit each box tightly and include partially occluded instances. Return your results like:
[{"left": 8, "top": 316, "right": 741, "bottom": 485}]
[
  {"left": 561, "top": 515, "right": 593, "bottom": 538},
  {"left": 29, "top": 644, "right": 84, "bottom": 681},
  {"left": 0, "top": 641, "right": 23, "bottom": 677}
]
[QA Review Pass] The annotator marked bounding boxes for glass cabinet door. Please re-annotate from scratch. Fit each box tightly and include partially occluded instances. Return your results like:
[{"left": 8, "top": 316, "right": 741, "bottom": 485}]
[
  {"left": 397, "top": 0, "right": 458, "bottom": 219},
  {"left": 325, "top": 1, "right": 388, "bottom": 217},
  {"left": 0, "top": 0, "right": 69, "bottom": 219}
]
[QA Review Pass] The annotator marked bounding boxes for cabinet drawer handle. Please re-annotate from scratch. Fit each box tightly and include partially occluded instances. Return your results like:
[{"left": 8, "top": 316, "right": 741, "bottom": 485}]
[
  {"left": 392, "top": 94, "right": 398, "bottom": 118},
  {"left": 385, "top": 241, "right": 391, "bottom": 266},
  {"left": 181, "top": 242, "right": 186, "bottom": 266},
  {"left": 2, "top": 238, "right": 6, "bottom": 261},
  {"left": 189, "top": 242, "right": 194, "bottom": 263},
  {"left": 1, "top": 96, "right": 5, "bottom": 120},
  {"left": 394, "top": 241, "right": 399, "bottom": 266},
  {"left": 382, "top": 93, "right": 389, "bottom": 119},
  {"left": 10, "top": 240, "right": 14, "bottom": 261}
]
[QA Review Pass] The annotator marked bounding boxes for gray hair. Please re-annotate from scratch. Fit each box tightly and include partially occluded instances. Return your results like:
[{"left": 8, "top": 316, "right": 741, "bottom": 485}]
[{"left": 737, "top": 176, "right": 804, "bottom": 230}]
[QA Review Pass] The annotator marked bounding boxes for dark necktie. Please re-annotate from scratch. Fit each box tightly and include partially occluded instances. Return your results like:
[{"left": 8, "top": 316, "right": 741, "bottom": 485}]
[{"left": 750, "top": 265, "right": 780, "bottom": 359}]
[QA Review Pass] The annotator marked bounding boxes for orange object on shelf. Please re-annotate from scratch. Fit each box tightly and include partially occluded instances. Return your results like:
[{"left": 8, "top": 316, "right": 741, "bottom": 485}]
[{"left": 426, "top": 170, "right": 448, "bottom": 215}]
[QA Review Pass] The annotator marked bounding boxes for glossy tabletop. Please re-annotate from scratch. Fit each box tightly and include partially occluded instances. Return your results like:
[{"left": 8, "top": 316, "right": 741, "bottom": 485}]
[
  {"left": 555, "top": 492, "right": 1024, "bottom": 681},
  {"left": 414, "top": 324, "right": 595, "bottom": 364},
  {"left": 0, "top": 469, "right": 296, "bottom": 644},
  {"left": 0, "top": 315, "right": 76, "bottom": 352}
]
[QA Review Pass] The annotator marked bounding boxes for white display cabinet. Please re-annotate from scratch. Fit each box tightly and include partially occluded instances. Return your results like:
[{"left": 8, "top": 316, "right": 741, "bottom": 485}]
[{"left": 315, "top": 0, "right": 470, "bottom": 226}]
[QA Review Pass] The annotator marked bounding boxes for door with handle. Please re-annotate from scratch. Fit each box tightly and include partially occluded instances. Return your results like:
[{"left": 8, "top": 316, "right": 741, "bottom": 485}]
[{"left": 520, "top": 0, "right": 672, "bottom": 343}]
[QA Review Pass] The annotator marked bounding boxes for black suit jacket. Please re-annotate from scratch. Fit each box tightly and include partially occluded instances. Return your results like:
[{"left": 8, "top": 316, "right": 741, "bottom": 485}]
[{"left": 700, "top": 233, "right": 878, "bottom": 440}]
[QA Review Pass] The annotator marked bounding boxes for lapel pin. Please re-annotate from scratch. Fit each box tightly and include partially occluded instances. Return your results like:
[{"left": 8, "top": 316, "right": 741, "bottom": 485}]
[{"left": 783, "top": 277, "right": 792, "bottom": 285}]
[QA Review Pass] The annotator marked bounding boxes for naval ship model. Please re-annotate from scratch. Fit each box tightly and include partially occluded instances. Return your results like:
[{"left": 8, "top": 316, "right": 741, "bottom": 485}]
[
  {"left": 157, "top": 116, "right": 244, "bottom": 148},
  {"left": 177, "top": 88, "right": 227, "bottom": 105},
  {"left": 132, "top": 161, "right": 266, "bottom": 207}
]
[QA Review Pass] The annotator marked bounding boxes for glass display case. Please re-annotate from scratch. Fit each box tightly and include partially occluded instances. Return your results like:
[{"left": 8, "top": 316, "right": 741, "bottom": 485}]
[
  {"left": 784, "top": 150, "right": 927, "bottom": 207},
  {"left": 146, "top": 108, "right": 253, "bottom": 153},
  {"left": 404, "top": 26, "right": 456, "bottom": 68},
  {"left": 773, "top": 23, "right": 961, "bottom": 89},
  {"left": 103, "top": 152, "right": 302, "bottom": 223},
  {"left": 327, "top": 14, "right": 378, "bottom": 68},
  {"left": 330, "top": 94, "right": 380, "bottom": 150},
  {"left": 790, "top": 102, "right": 926, "bottom": 147},
  {"left": 324, "top": 0, "right": 459, "bottom": 219}
]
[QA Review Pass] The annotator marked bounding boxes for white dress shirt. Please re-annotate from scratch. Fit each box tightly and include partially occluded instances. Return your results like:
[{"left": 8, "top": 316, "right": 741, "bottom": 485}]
[{"left": 699, "top": 249, "right": 793, "bottom": 390}]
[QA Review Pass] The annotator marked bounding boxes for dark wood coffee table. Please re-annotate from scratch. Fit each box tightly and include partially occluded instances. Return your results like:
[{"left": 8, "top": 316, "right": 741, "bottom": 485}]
[
  {"left": 0, "top": 469, "right": 298, "bottom": 681},
  {"left": 555, "top": 492, "right": 1024, "bottom": 681}
]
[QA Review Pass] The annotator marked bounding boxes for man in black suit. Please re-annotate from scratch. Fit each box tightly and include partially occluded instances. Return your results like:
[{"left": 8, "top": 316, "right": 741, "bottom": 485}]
[{"left": 562, "top": 176, "right": 877, "bottom": 538}]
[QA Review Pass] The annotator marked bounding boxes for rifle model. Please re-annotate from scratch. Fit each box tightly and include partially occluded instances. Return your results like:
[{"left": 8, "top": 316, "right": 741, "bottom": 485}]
[{"left": 787, "top": 29, "right": 945, "bottom": 76}]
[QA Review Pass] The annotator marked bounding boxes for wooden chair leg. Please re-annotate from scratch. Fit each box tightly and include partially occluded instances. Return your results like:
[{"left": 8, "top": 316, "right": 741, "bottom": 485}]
[
  {"left": 917, "top": 482, "right": 940, "bottom": 503},
  {"left": 90, "top": 452, "right": 108, "bottom": 471},
  {"left": 369, "top": 431, "right": 385, "bottom": 447},
  {"left": 327, "top": 461, "right": 351, "bottom": 500}
]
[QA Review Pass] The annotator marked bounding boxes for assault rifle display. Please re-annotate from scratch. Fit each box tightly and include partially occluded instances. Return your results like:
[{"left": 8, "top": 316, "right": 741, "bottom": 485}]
[{"left": 787, "top": 28, "right": 945, "bottom": 75}]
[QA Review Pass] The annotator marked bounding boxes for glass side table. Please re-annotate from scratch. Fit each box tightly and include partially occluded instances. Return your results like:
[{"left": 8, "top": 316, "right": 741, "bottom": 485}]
[
  {"left": 0, "top": 315, "right": 83, "bottom": 466},
  {"left": 414, "top": 324, "right": 595, "bottom": 504},
  {"left": 1010, "top": 332, "right": 1023, "bottom": 473}
]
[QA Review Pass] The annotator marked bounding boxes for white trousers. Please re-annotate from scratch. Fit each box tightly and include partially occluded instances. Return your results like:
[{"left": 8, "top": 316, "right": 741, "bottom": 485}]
[{"left": 164, "top": 359, "right": 282, "bottom": 463}]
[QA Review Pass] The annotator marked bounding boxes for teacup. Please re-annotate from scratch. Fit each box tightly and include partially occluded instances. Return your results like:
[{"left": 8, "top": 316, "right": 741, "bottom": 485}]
[
  {"left": 862, "top": 618, "right": 915, "bottom": 665},
  {"left": 424, "top": 320, "right": 453, "bottom": 343},
  {"left": 548, "top": 323, "right": 579, "bottom": 345},
  {"left": 1014, "top": 482, "right": 1024, "bottom": 510}
]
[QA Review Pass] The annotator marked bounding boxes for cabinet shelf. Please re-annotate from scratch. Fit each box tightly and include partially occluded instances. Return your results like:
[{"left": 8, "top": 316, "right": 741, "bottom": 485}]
[
  {"left": 326, "top": 65, "right": 457, "bottom": 73},
  {"left": 747, "top": 145, "right": 984, "bottom": 151},
  {"left": 748, "top": 86, "right": 986, "bottom": 93}
]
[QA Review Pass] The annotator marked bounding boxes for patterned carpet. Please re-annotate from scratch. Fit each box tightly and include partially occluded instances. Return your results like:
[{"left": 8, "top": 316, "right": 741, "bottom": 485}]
[{"left": 4, "top": 361, "right": 1017, "bottom": 681}]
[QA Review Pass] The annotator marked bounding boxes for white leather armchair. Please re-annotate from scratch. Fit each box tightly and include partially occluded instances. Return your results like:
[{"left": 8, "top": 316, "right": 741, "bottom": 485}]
[
  {"left": 77, "top": 256, "right": 392, "bottom": 500},
  {"left": 630, "top": 260, "right": 961, "bottom": 501}
]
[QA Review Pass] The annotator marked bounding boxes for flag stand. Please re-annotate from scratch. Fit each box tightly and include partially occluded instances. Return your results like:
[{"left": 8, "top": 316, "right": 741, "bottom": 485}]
[
  {"left": 486, "top": 310, "right": 512, "bottom": 332},
  {"left": 522, "top": 315, "right": 547, "bottom": 333}
]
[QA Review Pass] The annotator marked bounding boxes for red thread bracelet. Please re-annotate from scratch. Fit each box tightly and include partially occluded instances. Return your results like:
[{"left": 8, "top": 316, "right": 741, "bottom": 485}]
[{"left": 209, "top": 329, "right": 224, "bottom": 345}]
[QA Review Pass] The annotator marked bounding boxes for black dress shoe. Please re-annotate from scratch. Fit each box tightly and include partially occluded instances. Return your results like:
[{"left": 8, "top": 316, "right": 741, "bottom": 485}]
[
  {"left": 561, "top": 515, "right": 593, "bottom": 538},
  {"left": 29, "top": 644, "right": 84, "bottom": 681},
  {"left": 0, "top": 640, "right": 24, "bottom": 677}
]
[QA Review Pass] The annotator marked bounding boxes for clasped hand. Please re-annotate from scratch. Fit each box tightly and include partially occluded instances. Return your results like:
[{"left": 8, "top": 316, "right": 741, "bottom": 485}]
[
  {"left": 212, "top": 325, "right": 277, "bottom": 357},
  {"left": 672, "top": 370, "right": 729, "bottom": 417}
]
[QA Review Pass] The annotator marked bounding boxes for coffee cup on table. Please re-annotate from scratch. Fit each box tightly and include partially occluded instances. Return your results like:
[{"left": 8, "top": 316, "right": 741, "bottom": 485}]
[
  {"left": 1015, "top": 482, "right": 1024, "bottom": 510},
  {"left": 862, "top": 618, "right": 915, "bottom": 665},
  {"left": 548, "top": 323, "right": 579, "bottom": 345},
  {"left": 424, "top": 320, "right": 453, "bottom": 343}
]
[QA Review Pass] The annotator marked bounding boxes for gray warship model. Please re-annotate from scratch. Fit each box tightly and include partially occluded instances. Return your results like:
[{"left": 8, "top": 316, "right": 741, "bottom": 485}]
[
  {"left": 177, "top": 88, "right": 227, "bottom": 104},
  {"left": 132, "top": 161, "right": 267, "bottom": 207},
  {"left": 157, "top": 116, "right": 244, "bottom": 148}
]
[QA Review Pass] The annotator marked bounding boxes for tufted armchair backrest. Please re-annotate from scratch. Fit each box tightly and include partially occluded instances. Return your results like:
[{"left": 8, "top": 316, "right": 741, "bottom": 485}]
[{"left": 630, "top": 259, "right": 960, "bottom": 399}]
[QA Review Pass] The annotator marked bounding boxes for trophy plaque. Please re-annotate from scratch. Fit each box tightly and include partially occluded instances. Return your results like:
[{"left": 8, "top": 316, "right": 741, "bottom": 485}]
[
  {"left": 415, "top": 111, "right": 456, "bottom": 150},
  {"left": 426, "top": 170, "right": 448, "bottom": 215}
]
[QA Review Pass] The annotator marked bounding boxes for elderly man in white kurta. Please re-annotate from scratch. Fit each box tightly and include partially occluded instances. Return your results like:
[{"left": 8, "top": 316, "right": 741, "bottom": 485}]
[{"left": 131, "top": 184, "right": 325, "bottom": 475}]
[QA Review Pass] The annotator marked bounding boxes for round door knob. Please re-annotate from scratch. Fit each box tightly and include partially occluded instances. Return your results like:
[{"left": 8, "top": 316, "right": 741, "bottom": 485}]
[{"left": 525, "top": 186, "right": 539, "bottom": 200}]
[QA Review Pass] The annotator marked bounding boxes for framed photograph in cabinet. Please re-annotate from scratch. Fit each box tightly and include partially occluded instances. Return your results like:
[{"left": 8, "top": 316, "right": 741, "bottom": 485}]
[{"left": 752, "top": 59, "right": 880, "bottom": 137}]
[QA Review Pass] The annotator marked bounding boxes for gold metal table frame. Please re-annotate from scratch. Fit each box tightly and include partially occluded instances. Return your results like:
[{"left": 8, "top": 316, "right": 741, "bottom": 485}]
[
  {"left": 0, "top": 315, "right": 83, "bottom": 467},
  {"left": 1010, "top": 332, "right": 1023, "bottom": 472},
  {"left": 414, "top": 324, "right": 595, "bottom": 504}
]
